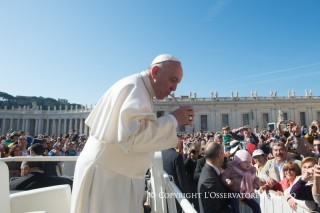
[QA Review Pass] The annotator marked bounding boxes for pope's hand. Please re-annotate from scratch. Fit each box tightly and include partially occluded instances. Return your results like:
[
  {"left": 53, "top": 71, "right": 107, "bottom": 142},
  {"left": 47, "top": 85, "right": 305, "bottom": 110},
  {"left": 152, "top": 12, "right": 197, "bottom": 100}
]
[{"left": 170, "top": 106, "right": 194, "bottom": 127}]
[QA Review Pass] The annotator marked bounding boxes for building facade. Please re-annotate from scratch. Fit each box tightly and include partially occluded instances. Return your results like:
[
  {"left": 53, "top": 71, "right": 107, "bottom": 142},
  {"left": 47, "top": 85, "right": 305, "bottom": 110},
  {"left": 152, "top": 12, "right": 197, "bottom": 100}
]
[
  {"left": 154, "top": 95, "right": 320, "bottom": 133},
  {"left": 0, "top": 104, "right": 91, "bottom": 136},
  {"left": 1, "top": 95, "right": 320, "bottom": 136}
]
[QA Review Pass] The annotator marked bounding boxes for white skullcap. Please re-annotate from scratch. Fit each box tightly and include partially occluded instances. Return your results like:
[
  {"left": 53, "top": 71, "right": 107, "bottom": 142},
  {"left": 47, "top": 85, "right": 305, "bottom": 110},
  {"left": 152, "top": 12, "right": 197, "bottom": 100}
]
[{"left": 151, "top": 54, "right": 180, "bottom": 65}]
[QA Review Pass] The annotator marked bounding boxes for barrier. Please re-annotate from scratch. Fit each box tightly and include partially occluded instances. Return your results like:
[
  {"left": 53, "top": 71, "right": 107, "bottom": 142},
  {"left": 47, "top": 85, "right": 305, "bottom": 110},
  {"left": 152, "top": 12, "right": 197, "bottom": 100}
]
[
  {"left": 149, "top": 152, "right": 197, "bottom": 213},
  {"left": 259, "top": 190, "right": 317, "bottom": 213},
  {"left": 0, "top": 161, "right": 72, "bottom": 213},
  {"left": 163, "top": 172, "right": 197, "bottom": 213}
]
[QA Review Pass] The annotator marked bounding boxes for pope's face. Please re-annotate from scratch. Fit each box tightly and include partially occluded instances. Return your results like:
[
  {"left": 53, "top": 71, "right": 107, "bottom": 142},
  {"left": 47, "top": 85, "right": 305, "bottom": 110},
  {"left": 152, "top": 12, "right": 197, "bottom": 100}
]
[{"left": 151, "top": 62, "right": 183, "bottom": 100}]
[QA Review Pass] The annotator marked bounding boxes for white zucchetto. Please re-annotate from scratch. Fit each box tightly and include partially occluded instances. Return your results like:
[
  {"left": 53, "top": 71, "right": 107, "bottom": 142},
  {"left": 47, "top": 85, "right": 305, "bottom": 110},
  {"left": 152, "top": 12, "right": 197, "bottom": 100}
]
[{"left": 151, "top": 54, "right": 180, "bottom": 65}]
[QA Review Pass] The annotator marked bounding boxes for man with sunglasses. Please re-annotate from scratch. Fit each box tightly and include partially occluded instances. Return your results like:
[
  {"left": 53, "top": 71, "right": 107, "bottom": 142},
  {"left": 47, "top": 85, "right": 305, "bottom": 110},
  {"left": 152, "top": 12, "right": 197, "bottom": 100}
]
[{"left": 259, "top": 141, "right": 301, "bottom": 188}]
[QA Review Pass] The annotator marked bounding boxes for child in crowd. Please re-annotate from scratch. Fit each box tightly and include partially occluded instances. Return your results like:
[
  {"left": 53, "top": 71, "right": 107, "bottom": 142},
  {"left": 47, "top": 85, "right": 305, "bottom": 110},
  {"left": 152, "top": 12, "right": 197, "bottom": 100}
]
[
  {"left": 222, "top": 126, "right": 234, "bottom": 151},
  {"left": 222, "top": 125, "right": 243, "bottom": 152},
  {"left": 48, "top": 146, "right": 61, "bottom": 156},
  {"left": 222, "top": 150, "right": 261, "bottom": 213}
]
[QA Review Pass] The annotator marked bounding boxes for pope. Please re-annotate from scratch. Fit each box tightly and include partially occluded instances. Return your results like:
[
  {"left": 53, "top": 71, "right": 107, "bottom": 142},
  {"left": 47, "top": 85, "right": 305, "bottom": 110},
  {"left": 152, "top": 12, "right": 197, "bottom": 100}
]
[{"left": 71, "top": 54, "right": 194, "bottom": 213}]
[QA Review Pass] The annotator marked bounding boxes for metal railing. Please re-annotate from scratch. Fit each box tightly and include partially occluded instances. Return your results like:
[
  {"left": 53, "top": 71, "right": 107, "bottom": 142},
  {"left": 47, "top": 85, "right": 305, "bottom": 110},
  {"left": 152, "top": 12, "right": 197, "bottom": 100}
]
[
  {"left": 149, "top": 152, "right": 197, "bottom": 213},
  {"left": 163, "top": 172, "right": 197, "bottom": 213}
]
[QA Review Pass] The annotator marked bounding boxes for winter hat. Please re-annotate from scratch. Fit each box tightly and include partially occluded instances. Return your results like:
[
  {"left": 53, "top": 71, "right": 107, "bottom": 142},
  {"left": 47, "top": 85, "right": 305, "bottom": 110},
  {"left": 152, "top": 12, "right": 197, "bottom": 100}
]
[{"left": 234, "top": 150, "right": 252, "bottom": 164}]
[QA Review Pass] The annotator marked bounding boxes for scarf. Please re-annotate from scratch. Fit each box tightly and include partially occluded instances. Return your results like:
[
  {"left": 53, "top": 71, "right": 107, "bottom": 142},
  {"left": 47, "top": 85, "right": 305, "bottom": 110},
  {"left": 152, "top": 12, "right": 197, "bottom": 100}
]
[{"left": 233, "top": 166, "right": 255, "bottom": 195}]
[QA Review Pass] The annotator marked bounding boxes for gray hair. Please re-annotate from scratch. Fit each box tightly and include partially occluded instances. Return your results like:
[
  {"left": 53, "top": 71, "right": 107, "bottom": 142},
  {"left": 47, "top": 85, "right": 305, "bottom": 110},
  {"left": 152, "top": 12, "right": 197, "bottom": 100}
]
[
  {"left": 205, "top": 142, "right": 223, "bottom": 160},
  {"left": 272, "top": 141, "right": 286, "bottom": 150}
]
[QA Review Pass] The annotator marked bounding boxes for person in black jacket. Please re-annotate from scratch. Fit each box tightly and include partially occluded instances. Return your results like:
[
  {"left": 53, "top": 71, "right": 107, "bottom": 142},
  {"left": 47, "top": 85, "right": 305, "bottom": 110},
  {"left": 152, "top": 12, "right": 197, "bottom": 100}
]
[
  {"left": 194, "top": 139, "right": 227, "bottom": 183},
  {"left": 184, "top": 145, "right": 200, "bottom": 211},
  {"left": 162, "top": 144, "right": 190, "bottom": 213},
  {"left": 194, "top": 152, "right": 228, "bottom": 182},
  {"left": 29, "top": 142, "right": 59, "bottom": 176},
  {"left": 10, "top": 161, "right": 73, "bottom": 191},
  {"left": 198, "top": 142, "right": 231, "bottom": 213}
]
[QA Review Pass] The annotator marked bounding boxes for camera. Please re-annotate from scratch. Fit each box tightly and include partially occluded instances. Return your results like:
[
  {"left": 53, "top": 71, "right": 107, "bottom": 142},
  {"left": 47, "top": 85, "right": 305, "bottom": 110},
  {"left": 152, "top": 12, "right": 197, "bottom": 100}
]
[
  {"left": 32, "top": 138, "right": 45, "bottom": 145},
  {"left": 311, "top": 126, "right": 318, "bottom": 131}
]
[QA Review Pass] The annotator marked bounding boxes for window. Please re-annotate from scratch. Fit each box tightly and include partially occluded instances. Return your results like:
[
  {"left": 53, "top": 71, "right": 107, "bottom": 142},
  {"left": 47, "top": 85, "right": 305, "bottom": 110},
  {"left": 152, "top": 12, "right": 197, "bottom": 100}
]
[
  {"left": 243, "top": 113, "right": 249, "bottom": 126},
  {"left": 222, "top": 114, "right": 229, "bottom": 126},
  {"left": 200, "top": 115, "right": 208, "bottom": 131},
  {"left": 262, "top": 113, "right": 269, "bottom": 129},
  {"left": 317, "top": 112, "right": 320, "bottom": 121},
  {"left": 283, "top": 112, "right": 288, "bottom": 121},
  {"left": 156, "top": 111, "right": 164, "bottom": 118},
  {"left": 300, "top": 112, "right": 306, "bottom": 126}
]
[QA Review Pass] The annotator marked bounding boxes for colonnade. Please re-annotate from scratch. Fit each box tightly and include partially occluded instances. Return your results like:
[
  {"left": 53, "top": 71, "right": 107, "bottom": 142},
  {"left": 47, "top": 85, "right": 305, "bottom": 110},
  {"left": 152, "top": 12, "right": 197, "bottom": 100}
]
[
  {"left": 1, "top": 95, "right": 320, "bottom": 136},
  {"left": 0, "top": 107, "right": 90, "bottom": 136}
]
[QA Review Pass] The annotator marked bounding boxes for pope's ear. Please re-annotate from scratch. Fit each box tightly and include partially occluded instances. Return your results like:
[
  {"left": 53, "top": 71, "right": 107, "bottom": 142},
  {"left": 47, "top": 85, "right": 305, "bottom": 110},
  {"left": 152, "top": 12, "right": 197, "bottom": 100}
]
[{"left": 151, "top": 65, "right": 159, "bottom": 78}]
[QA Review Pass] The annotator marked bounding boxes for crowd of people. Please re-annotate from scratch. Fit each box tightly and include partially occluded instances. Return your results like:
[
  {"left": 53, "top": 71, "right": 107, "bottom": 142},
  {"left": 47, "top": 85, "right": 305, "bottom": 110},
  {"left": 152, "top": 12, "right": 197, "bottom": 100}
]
[
  {"left": 2, "top": 120, "right": 320, "bottom": 212},
  {"left": 0, "top": 129, "right": 84, "bottom": 190},
  {"left": 155, "top": 119, "right": 320, "bottom": 212},
  {"left": 0, "top": 129, "right": 86, "bottom": 160}
]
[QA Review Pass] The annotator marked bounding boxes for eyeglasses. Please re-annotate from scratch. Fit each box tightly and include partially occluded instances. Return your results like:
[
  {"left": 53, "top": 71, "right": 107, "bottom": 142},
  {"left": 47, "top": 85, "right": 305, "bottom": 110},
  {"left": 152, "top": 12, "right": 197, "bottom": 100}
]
[{"left": 314, "top": 144, "right": 320, "bottom": 146}]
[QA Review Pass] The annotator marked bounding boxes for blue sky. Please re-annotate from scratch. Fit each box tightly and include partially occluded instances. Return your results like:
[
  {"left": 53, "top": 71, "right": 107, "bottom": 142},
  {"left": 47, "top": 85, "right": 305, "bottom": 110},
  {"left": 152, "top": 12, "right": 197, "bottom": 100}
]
[{"left": 1, "top": 0, "right": 320, "bottom": 106}]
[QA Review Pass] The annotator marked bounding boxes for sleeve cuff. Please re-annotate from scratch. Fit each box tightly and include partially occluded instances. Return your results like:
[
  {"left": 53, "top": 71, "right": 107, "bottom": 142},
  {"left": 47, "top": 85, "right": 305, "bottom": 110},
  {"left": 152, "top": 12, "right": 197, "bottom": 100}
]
[
  {"left": 299, "top": 177, "right": 307, "bottom": 184},
  {"left": 167, "top": 114, "right": 178, "bottom": 128}
]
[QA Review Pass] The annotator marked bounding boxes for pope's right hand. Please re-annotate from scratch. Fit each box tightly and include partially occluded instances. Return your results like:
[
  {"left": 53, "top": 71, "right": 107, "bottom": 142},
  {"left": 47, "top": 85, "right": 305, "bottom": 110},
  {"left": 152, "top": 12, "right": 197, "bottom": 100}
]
[{"left": 170, "top": 106, "right": 194, "bottom": 127}]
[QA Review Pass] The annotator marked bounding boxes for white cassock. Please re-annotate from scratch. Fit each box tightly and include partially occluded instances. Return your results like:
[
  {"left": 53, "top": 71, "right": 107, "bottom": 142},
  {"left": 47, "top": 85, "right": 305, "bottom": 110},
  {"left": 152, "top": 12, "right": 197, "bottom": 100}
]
[{"left": 71, "top": 71, "right": 178, "bottom": 213}]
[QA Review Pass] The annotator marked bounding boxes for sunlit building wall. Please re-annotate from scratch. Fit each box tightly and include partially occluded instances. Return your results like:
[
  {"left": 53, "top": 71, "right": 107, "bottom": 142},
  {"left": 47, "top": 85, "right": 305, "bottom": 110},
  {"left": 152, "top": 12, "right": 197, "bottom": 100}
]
[{"left": 1, "top": 95, "right": 320, "bottom": 136}]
